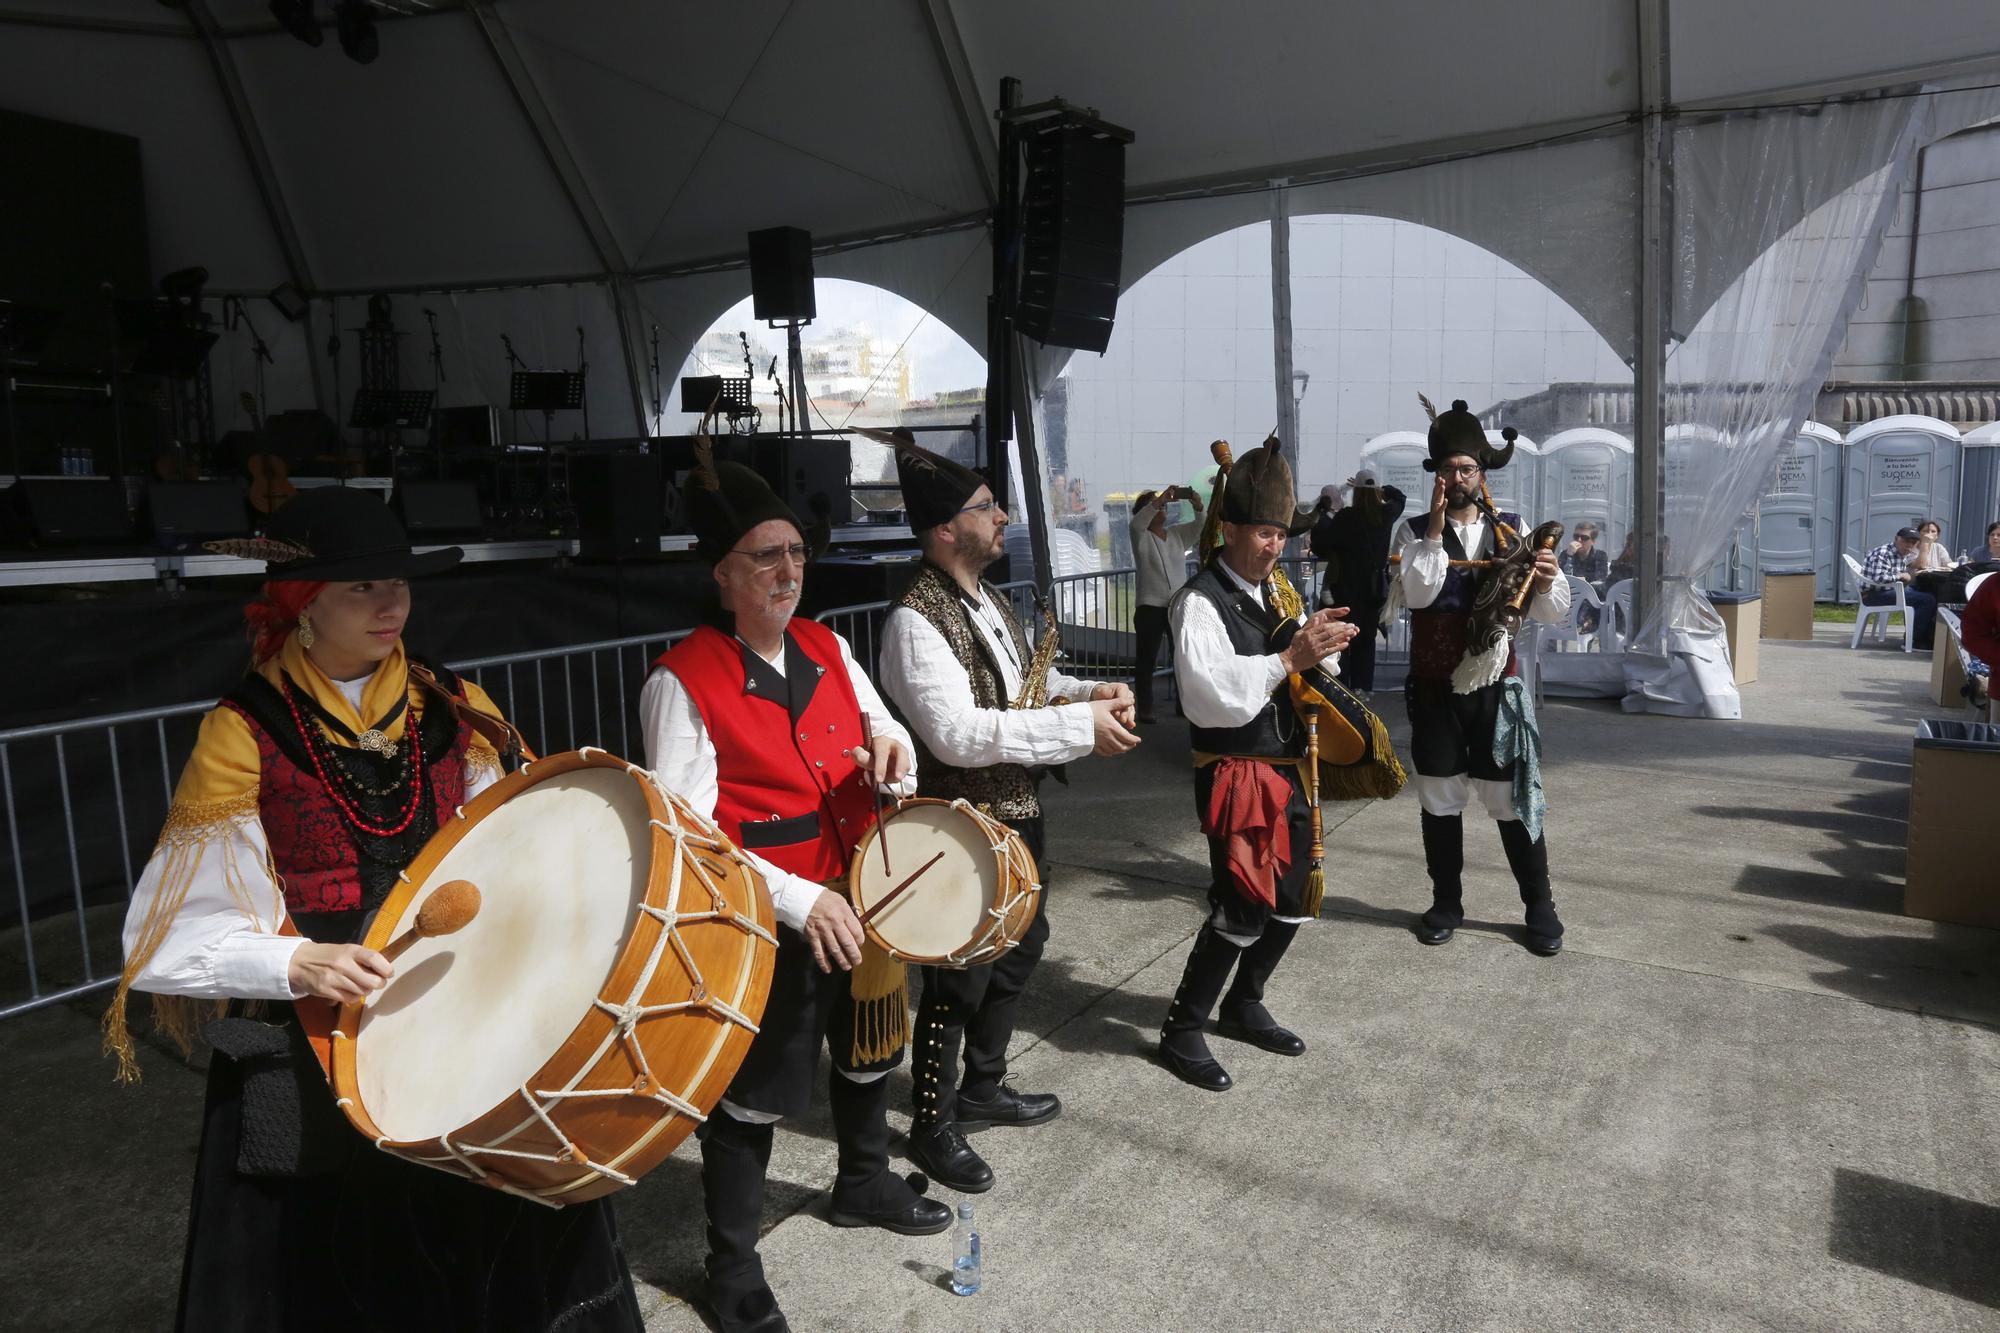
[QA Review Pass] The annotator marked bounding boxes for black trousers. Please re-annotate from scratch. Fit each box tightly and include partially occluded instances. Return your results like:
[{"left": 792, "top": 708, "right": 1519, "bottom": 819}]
[
  {"left": 1405, "top": 677, "right": 1516, "bottom": 781},
  {"left": 1338, "top": 601, "right": 1384, "bottom": 691},
  {"left": 1133, "top": 604, "right": 1169, "bottom": 716},
  {"left": 1195, "top": 763, "right": 1313, "bottom": 938},
  {"left": 720, "top": 926, "right": 902, "bottom": 1119},
  {"left": 915, "top": 815, "right": 1048, "bottom": 1110}
]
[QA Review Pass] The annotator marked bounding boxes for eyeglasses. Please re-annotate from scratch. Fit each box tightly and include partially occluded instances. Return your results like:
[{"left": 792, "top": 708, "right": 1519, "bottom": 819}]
[
  {"left": 958, "top": 499, "right": 1001, "bottom": 517},
  {"left": 1441, "top": 465, "right": 1482, "bottom": 480},
  {"left": 730, "top": 541, "right": 808, "bottom": 571}
]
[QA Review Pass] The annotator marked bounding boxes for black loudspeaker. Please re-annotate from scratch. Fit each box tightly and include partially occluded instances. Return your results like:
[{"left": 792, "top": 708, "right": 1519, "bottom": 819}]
[
  {"left": 146, "top": 480, "right": 248, "bottom": 550},
  {"left": 1017, "top": 123, "right": 1127, "bottom": 354},
  {"left": 571, "top": 453, "right": 663, "bottom": 560},
  {"left": 394, "top": 481, "right": 484, "bottom": 540},
  {"left": 7, "top": 479, "right": 133, "bottom": 545},
  {"left": 748, "top": 226, "right": 815, "bottom": 322}
]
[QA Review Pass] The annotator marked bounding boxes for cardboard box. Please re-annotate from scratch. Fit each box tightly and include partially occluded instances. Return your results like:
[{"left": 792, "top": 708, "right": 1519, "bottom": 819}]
[
  {"left": 1904, "top": 720, "right": 2000, "bottom": 929},
  {"left": 1710, "top": 592, "right": 1759, "bottom": 685},
  {"left": 1928, "top": 616, "right": 1965, "bottom": 707},
  {"left": 1761, "top": 571, "right": 1815, "bottom": 641}
]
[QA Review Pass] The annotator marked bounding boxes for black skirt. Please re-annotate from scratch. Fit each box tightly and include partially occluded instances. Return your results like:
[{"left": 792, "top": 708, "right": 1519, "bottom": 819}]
[{"left": 176, "top": 915, "right": 645, "bottom": 1333}]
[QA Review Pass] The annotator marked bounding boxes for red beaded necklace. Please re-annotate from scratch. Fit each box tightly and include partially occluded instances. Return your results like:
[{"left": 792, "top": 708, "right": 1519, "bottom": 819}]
[{"left": 281, "top": 677, "right": 427, "bottom": 838}]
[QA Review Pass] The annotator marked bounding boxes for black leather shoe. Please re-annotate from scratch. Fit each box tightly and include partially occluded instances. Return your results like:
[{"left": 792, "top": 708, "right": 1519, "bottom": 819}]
[
  {"left": 1525, "top": 932, "right": 1563, "bottom": 957},
  {"left": 1216, "top": 1016, "right": 1306, "bottom": 1056},
  {"left": 906, "top": 1124, "right": 993, "bottom": 1193},
  {"left": 1415, "top": 921, "right": 1455, "bottom": 946},
  {"left": 1159, "top": 1042, "right": 1233, "bottom": 1092},
  {"left": 708, "top": 1282, "right": 790, "bottom": 1333},
  {"left": 954, "top": 1083, "right": 1062, "bottom": 1127},
  {"left": 827, "top": 1176, "right": 953, "bottom": 1236}
]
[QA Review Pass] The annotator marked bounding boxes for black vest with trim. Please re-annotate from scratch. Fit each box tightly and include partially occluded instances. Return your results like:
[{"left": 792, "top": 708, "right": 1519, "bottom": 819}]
[{"left": 1178, "top": 561, "right": 1303, "bottom": 759}]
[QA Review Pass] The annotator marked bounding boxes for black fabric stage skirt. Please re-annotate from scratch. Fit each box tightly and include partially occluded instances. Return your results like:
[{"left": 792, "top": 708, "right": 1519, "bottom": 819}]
[{"left": 176, "top": 911, "right": 644, "bottom": 1333}]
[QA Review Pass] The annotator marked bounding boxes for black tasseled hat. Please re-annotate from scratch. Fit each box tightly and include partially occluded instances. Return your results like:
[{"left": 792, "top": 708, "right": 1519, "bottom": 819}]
[
  {"left": 865, "top": 428, "right": 987, "bottom": 532},
  {"left": 1420, "top": 394, "right": 1516, "bottom": 472},
  {"left": 685, "top": 438, "right": 803, "bottom": 564}
]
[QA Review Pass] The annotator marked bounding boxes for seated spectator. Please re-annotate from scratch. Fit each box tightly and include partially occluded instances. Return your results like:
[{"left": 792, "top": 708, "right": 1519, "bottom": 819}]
[
  {"left": 1559, "top": 524, "right": 1608, "bottom": 633},
  {"left": 1961, "top": 570, "right": 1999, "bottom": 718},
  {"left": 1911, "top": 519, "right": 1954, "bottom": 572},
  {"left": 1609, "top": 532, "right": 1638, "bottom": 586},
  {"left": 1859, "top": 525, "right": 1935, "bottom": 650}
]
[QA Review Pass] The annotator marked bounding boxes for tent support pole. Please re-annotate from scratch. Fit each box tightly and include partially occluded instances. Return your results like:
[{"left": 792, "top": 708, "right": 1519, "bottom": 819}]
[
  {"left": 466, "top": 0, "right": 650, "bottom": 437},
  {"left": 916, "top": 0, "right": 999, "bottom": 205},
  {"left": 984, "top": 77, "right": 1021, "bottom": 507},
  {"left": 1634, "top": 0, "right": 1672, "bottom": 646},
  {"left": 1269, "top": 182, "right": 1300, "bottom": 489}
]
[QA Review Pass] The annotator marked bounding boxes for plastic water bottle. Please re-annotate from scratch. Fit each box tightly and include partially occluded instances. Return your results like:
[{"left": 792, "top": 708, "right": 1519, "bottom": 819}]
[{"left": 950, "top": 1200, "right": 981, "bottom": 1296}]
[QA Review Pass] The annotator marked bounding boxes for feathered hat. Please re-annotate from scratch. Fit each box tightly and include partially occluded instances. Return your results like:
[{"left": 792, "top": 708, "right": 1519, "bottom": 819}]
[
  {"left": 685, "top": 432, "right": 803, "bottom": 564},
  {"left": 1220, "top": 435, "right": 1311, "bottom": 535},
  {"left": 1419, "top": 393, "right": 1516, "bottom": 472},
  {"left": 859, "top": 427, "right": 987, "bottom": 531},
  {"left": 204, "top": 485, "right": 462, "bottom": 579}
]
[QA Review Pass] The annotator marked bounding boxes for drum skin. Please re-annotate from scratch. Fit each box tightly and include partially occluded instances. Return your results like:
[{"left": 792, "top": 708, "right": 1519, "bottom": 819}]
[
  {"left": 847, "top": 796, "right": 1040, "bottom": 968},
  {"left": 327, "top": 749, "right": 777, "bottom": 1205}
]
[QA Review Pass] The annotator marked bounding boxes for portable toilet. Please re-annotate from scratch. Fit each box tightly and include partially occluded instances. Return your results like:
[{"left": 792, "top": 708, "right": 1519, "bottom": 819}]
[
  {"left": 1358, "top": 431, "right": 1431, "bottom": 516},
  {"left": 1840, "top": 415, "right": 1961, "bottom": 601},
  {"left": 1759, "top": 421, "right": 1843, "bottom": 600},
  {"left": 1956, "top": 421, "right": 2000, "bottom": 561},
  {"left": 1539, "top": 428, "right": 1635, "bottom": 560},
  {"left": 1662, "top": 424, "right": 1753, "bottom": 592},
  {"left": 1480, "top": 431, "right": 1541, "bottom": 520}
]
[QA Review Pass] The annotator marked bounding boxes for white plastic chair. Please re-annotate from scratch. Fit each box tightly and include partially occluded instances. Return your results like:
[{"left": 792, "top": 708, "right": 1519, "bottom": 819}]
[
  {"left": 1600, "top": 579, "right": 1634, "bottom": 654},
  {"left": 1516, "top": 619, "right": 1545, "bottom": 708},
  {"left": 1840, "top": 553, "right": 1914, "bottom": 652}
]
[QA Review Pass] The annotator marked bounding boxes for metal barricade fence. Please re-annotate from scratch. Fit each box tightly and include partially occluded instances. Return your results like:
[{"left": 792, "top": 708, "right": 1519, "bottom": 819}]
[
  {"left": 0, "top": 557, "right": 1400, "bottom": 1021},
  {"left": 0, "top": 628, "right": 695, "bottom": 1021}
]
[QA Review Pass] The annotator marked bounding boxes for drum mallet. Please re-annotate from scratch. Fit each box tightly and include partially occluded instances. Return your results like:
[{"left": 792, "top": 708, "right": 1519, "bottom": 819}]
[
  {"left": 859, "top": 851, "right": 944, "bottom": 926},
  {"left": 381, "top": 879, "right": 482, "bottom": 962}
]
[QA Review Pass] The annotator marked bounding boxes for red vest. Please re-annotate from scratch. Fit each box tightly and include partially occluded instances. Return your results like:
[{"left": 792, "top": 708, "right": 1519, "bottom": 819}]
[{"left": 658, "top": 620, "right": 874, "bottom": 882}]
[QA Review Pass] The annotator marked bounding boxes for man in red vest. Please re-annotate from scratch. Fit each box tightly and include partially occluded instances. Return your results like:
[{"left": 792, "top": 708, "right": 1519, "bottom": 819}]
[{"left": 643, "top": 445, "right": 948, "bottom": 1333}]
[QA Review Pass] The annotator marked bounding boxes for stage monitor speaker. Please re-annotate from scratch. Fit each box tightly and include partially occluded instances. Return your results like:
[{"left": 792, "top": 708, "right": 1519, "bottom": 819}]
[
  {"left": 571, "top": 453, "right": 663, "bottom": 560},
  {"left": 146, "top": 480, "right": 248, "bottom": 550},
  {"left": 7, "top": 479, "right": 133, "bottom": 545},
  {"left": 748, "top": 226, "right": 815, "bottom": 322},
  {"left": 1016, "top": 122, "right": 1126, "bottom": 354},
  {"left": 434, "top": 405, "right": 501, "bottom": 451},
  {"left": 394, "top": 481, "right": 484, "bottom": 541}
]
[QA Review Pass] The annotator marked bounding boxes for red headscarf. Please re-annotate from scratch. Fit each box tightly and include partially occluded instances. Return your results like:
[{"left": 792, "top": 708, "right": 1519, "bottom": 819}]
[{"left": 244, "top": 579, "right": 326, "bottom": 664}]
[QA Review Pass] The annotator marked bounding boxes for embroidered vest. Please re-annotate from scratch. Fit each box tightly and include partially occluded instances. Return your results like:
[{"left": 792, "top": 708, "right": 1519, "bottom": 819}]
[
  {"left": 894, "top": 561, "right": 1040, "bottom": 820},
  {"left": 658, "top": 620, "right": 875, "bottom": 882},
  {"left": 1405, "top": 512, "right": 1523, "bottom": 682},
  {"left": 223, "top": 659, "right": 476, "bottom": 915},
  {"left": 1177, "top": 561, "right": 1302, "bottom": 759}
]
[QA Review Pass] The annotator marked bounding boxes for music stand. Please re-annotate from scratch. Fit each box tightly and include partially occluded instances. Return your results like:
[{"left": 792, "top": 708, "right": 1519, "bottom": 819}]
[{"left": 348, "top": 389, "right": 436, "bottom": 431}]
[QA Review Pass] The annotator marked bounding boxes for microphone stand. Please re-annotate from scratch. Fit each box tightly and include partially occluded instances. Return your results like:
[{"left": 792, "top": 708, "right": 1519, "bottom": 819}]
[
  {"left": 423, "top": 308, "right": 445, "bottom": 474},
  {"left": 575, "top": 324, "right": 590, "bottom": 443},
  {"left": 233, "top": 296, "right": 274, "bottom": 430},
  {"left": 647, "top": 323, "right": 662, "bottom": 435}
]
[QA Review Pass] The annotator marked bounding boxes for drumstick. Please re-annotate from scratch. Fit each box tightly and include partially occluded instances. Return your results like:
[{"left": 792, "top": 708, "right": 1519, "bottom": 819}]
[
  {"left": 859, "top": 851, "right": 944, "bottom": 926},
  {"left": 859, "top": 720, "right": 891, "bottom": 875},
  {"left": 380, "top": 880, "right": 481, "bottom": 963}
]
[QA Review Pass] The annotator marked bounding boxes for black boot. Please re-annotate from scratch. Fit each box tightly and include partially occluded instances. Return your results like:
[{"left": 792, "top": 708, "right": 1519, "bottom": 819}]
[
  {"left": 1158, "top": 926, "right": 1243, "bottom": 1091},
  {"left": 1217, "top": 922, "right": 1305, "bottom": 1056},
  {"left": 699, "top": 1111, "right": 788, "bottom": 1333},
  {"left": 906, "top": 992, "right": 993, "bottom": 1193},
  {"left": 1416, "top": 811, "right": 1465, "bottom": 944},
  {"left": 1499, "top": 819, "right": 1563, "bottom": 955},
  {"left": 826, "top": 1073, "right": 951, "bottom": 1235}
]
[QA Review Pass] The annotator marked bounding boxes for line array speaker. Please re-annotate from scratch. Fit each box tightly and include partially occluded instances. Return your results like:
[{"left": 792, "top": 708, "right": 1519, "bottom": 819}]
[
  {"left": 748, "top": 226, "right": 816, "bottom": 322},
  {"left": 1017, "top": 123, "right": 1126, "bottom": 354}
]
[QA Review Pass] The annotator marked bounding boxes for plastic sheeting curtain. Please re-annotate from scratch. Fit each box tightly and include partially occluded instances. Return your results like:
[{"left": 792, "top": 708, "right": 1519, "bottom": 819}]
[{"left": 1622, "top": 96, "right": 1935, "bottom": 717}]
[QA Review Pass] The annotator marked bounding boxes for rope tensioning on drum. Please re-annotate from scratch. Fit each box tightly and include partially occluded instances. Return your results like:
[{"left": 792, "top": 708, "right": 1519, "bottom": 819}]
[{"left": 934, "top": 798, "right": 1045, "bottom": 966}]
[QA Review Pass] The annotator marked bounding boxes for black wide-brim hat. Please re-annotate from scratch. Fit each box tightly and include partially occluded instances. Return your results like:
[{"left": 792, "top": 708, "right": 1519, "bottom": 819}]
[{"left": 207, "top": 485, "right": 463, "bottom": 580}]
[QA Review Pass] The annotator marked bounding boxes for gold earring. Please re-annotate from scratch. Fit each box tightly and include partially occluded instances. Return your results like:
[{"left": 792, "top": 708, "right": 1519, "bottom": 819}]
[{"left": 297, "top": 613, "right": 315, "bottom": 649}]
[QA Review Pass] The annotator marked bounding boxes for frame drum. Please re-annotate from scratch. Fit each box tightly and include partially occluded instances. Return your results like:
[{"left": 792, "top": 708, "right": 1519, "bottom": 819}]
[
  {"left": 847, "top": 796, "right": 1040, "bottom": 968},
  {"left": 327, "top": 748, "right": 777, "bottom": 1205}
]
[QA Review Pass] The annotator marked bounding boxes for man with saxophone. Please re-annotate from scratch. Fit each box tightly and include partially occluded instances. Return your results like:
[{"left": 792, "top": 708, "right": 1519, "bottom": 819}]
[
  {"left": 1159, "top": 436, "right": 1357, "bottom": 1093},
  {"left": 874, "top": 430, "right": 1138, "bottom": 1194},
  {"left": 642, "top": 445, "right": 950, "bottom": 1333},
  {"left": 1395, "top": 397, "right": 1570, "bottom": 956}
]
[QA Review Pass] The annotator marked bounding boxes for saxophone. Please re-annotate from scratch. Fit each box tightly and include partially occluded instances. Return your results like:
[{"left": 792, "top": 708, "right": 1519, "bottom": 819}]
[{"left": 1012, "top": 588, "right": 1069, "bottom": 709}]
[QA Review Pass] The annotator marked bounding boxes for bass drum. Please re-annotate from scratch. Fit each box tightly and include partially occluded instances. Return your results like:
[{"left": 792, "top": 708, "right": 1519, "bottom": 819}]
[{"left": 326, "top": 748, "right": 777, "bottom": 1205}]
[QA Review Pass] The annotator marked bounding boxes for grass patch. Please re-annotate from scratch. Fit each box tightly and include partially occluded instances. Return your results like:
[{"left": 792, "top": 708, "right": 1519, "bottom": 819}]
[{"left": 1813, "top": 603, "right": 1857, "bottom": 624}]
